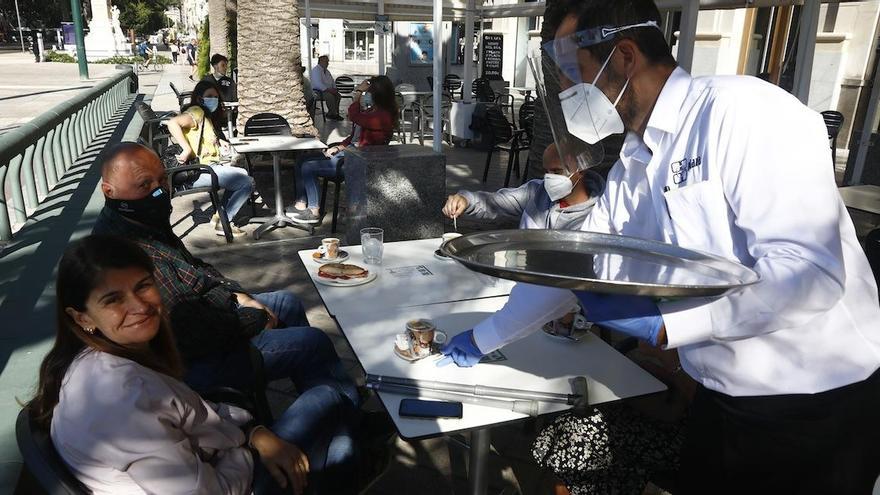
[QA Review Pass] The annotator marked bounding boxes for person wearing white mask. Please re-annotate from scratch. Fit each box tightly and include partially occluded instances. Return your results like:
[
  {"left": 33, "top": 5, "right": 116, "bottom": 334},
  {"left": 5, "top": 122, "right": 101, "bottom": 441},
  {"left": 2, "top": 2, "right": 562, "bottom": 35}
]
[
  {"left": 438, "top": 0, "right": 880, "bottom": 493},
  {"left": 442, "top": 144, "right": 605, "bottom": 230}
]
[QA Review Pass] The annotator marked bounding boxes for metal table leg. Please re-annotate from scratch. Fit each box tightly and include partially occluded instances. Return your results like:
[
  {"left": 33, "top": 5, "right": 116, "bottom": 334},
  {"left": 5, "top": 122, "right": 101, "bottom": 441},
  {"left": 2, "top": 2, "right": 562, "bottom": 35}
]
[
  {"left": 250, "top": 151, "right": 307, "bottom": 239},
  {"left": 468, "top": 428, "right": 490, "bottom": 495}
]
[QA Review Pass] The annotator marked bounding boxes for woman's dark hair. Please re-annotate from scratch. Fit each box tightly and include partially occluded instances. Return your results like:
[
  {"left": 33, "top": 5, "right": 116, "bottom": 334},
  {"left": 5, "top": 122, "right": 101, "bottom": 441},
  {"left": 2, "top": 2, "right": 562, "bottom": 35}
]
[
  {"left": 183, "top": 80, "right": 226, "bottom": 139},
  {"left": 26, "top": 235, "right": 183, "bottom": 428},
  {"left": 367, "top": 75, "right": 399, "bottom": 127},
  {"left": 566, "top": 0, "right": 676, "bottom": 68}
]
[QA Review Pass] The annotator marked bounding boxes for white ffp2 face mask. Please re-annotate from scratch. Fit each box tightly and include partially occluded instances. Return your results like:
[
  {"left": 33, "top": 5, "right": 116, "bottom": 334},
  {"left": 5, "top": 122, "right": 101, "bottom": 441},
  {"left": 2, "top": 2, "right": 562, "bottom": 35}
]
[
  {"left": 559, "top": 47, "right": 629, "bottom": 145},
  {"left": 543, "top": 172, "right": 576, "bottom": 202}
]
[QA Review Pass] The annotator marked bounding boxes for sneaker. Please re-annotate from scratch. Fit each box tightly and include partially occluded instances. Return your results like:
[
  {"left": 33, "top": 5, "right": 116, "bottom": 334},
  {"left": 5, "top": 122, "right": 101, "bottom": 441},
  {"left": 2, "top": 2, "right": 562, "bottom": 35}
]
[
  {"left": 215, "top": 223, "right": 247, "bottom": 237},
  {"left": 283, "top": 203, "right": 307, "bottom": 216},
  {"left": 289, "top": 209, "right": 320, "bottom": 224}
]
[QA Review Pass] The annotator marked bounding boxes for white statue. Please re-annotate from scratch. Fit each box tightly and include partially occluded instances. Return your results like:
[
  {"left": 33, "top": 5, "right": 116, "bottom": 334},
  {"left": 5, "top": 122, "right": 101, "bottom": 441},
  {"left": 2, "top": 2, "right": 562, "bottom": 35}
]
[{"left": 83, "top": 0, "right": 131, "bottom": 59}]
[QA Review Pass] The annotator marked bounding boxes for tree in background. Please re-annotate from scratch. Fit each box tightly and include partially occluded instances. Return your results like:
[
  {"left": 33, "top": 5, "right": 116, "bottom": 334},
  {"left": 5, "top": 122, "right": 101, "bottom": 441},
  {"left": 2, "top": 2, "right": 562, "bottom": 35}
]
[
  {"left": 237, "top": 0, "right": 315, "bottom": 136},
  {"left": 116, "top": 0, "right": 173, "bottom": 36},
  {"left": 0, "top": 0, "right": 71, "bottom": 29},
  {"left": 196, "top": 18, "right": 210, "bottom": 78},
  {"left": 208, "top": 0, "right": 226, "bottom": 57}
]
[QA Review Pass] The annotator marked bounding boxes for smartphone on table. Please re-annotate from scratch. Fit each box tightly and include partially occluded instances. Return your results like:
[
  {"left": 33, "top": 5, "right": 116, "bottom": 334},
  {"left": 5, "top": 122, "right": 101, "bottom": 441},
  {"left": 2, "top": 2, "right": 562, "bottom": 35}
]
[{"left": 398, "top": 399, "right": 463, "bottom": 419}]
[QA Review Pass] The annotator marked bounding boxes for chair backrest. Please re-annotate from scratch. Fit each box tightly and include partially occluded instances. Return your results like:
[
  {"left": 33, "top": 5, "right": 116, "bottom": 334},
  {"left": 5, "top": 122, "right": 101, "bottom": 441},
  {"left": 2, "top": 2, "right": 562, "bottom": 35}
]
[
  {"left": 169, "top": 81, "right": 183, "bottom": 98},
  {"left": 519, "top": 100, "right": 536, "bottom": 138},
  {"left": 135, "top": 101, "right": 159, "bottom": 121},
  {"left": 474, "top": 78, "right": 495, "bottom": 102},
  {"left": 16, "top": 408, "right": 90, "bottom": 495},
  {"left": 821, "top": 110, "right": 845, "bottom": 139},
  {"left": 244, "top": 113, "right": 292, "bottom": 136},
  {"left": 443, "top": 74, "right": 462, "bottom": 90},
  {"left": 335, "top": 76, "right": 355, "bottom": 95},
  {"left": 395, "top": 83, "right": 418, "bottom": 106},
  {"left": 485, "top": 105, "right": 513, "bottom": 143}
]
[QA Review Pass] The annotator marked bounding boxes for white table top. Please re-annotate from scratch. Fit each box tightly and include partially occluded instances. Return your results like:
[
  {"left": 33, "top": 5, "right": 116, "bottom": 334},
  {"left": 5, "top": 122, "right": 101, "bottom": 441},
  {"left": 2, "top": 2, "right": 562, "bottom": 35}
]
[
  {"left": 397, "top": 91, "right": 433, "bottom": 96},
  {"left": 224, "top": 101, "right": 240, "bottom": 107},
  {"left": 335, "top": 297, "right": 667, "bottom": 439},
  {"left": 508, "top": 86, "right": 535, "bottom": 92},
  {"left": 297, "top": 238, "right": 515, "bottom": 316},
  {"left": 230, "top": 135, "right": 326, "bottom": 153},
  {"left": 839, "top": 184, "right": 880, "bottom": 216}
]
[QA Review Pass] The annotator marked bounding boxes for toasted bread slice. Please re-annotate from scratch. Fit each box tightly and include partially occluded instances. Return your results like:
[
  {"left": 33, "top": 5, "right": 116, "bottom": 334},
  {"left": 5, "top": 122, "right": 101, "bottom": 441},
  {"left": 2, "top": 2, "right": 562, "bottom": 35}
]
[{"left": 318, "top": 263, "right": 369, "bottom": 280}]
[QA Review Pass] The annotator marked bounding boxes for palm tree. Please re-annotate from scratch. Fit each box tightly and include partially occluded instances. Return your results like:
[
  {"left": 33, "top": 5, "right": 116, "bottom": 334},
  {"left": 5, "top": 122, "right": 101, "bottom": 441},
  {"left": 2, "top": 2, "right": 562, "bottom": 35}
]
[
  {"left": 237, "top": 0, "right": 315, "bottom": 136},
  {"left": 209, "top": 0, "right": 227, "bottom": 57}
]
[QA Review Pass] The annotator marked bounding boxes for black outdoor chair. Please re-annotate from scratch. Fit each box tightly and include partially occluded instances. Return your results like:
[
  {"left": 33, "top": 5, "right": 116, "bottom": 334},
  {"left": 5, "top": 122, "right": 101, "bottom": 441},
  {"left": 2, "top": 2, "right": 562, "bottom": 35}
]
[
  {"left": 444, "top": 74, "right": 463, "bottom": 99},
  {"left": 311, "top": 90, "right": 327, "bottom": 122},
  {"left": 335, "top": 76, "right": 356, "bottom": 107},
  {"left": 16, "top": 408, "right": 89, "bottom": 495},
  {"left": 167, "top": 163, "right": 235, "bottom": 243},
  {"left": 517, "top": 100, "right": 537, "bottom": 184},
  {"left": 395, "top": 84, "right": 422, "bottom": 144},
  {"left": 481, "top": 105, "right": 531, "bottom": 188},
  {"left": 474, "top": 77, "right": 515, "bottom": 125},
  {"left": 416, "top": 93, "right": 453, "bottom": 146},
  {"left": 135, "top": 102, "right": 176, "bottom": 154},
  {"left": 242, "top": 113, "right": 292, "bottom": 216},
  {"left": 319, "top": 140, "right": 347, "bottom": 233},
  {"left": 821, "top": 110, "right": 845, "bottom": 166},
  {"left": 169, "top": 81, "right": 192, "bottom": 110}
]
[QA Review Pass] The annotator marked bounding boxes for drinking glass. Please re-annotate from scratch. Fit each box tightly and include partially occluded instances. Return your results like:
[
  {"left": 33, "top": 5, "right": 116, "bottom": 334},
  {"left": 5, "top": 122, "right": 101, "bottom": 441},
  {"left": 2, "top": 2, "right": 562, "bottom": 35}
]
[{"left": 360, "top": 227, "right": 384, "bottom": 265}]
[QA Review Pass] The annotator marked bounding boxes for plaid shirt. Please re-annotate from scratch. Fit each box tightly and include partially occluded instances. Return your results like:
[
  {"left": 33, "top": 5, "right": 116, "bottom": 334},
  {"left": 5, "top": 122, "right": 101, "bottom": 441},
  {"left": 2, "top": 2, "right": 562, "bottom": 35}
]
[{"left": 92, "top": 206, "right": 267, "bottom": 361}]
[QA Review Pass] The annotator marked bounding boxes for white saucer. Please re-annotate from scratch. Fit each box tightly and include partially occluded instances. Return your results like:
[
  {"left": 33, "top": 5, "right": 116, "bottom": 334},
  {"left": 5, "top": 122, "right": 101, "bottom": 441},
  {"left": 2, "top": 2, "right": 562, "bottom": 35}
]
[
  {"left": 314, "top": 270, "right": 378, "bottom": 287},
  {"left": 311, "top": 250, "right": 350, "bottom": 264},
  {"left": 434, "top": 249, "right": 454, "bottom": 262}
]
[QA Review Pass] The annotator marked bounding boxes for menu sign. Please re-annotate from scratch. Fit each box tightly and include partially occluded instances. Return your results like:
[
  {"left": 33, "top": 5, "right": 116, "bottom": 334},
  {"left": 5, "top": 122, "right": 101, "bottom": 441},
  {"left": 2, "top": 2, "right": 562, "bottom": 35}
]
[{"left": 482, "top": 33, "right": 503, "bottom": 80}]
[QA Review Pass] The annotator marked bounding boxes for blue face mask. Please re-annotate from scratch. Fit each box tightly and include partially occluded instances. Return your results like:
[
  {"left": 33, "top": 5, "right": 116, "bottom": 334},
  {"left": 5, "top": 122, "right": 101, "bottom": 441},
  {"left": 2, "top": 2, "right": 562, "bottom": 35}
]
[{"left": 202, "top": 97, "right": 219, "bottom": 113}]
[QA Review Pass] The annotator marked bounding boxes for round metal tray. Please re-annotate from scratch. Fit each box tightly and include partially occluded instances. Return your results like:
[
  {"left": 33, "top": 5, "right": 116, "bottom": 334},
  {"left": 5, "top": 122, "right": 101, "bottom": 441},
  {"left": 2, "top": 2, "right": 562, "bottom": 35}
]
[{"left": 441, "top": 230, "right": 760, "bottom": 298}]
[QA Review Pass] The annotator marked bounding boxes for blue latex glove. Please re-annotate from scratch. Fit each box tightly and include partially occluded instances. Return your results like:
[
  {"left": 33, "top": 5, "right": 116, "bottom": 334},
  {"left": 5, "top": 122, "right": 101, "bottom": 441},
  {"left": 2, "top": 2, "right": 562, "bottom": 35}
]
[
  {"left": 574, "top": 291, "right": 664, "bottom": 345},
  {"left": 436, "top": 329, "right": 485, "bottom": 367}
]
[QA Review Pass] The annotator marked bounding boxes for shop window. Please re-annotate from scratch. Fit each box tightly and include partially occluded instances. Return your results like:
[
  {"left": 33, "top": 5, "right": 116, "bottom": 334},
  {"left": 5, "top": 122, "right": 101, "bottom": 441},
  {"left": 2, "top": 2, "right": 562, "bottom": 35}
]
[{"left": 344, "top": 29, "right": 374, "bottom": 61}]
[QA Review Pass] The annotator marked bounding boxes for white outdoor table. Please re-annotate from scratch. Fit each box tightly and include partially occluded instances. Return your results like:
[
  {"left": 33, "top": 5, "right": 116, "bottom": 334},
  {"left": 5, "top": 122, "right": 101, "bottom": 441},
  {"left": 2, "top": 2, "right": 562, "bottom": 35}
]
[
  {"left": 450, "top": 101, "right": 477, "bottom": 140},
  {"left": 839, "top": 184, "right": 880, "bottom": 216},
  {"left": 231, "top": 135, "right": 327, "bottom": 238},
  {"left": 297, "top": 238, "right": 515, "bottom": 316},
  {"left": 334, "top": 297, "right": 667, "bottom": 494}
]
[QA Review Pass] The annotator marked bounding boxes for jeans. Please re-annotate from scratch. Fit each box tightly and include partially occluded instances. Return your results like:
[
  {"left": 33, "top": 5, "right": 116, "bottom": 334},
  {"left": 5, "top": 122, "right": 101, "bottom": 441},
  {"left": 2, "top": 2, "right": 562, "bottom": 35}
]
[
  {"left": 191, "top": 163, "right": 254, "bottom": 223},
  {"left": 183, "top": 290, "right": 360, "bottom": 494},
  {"left": 294, "top": 152, "right": 344, "bottom": 209}
]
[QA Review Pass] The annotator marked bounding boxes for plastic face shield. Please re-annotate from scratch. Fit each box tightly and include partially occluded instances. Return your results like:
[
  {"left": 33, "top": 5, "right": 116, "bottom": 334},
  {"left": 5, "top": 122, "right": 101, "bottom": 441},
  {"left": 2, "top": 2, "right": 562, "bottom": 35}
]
[{"left": 528, "top": 47, "right": 605, "bottom": 174}]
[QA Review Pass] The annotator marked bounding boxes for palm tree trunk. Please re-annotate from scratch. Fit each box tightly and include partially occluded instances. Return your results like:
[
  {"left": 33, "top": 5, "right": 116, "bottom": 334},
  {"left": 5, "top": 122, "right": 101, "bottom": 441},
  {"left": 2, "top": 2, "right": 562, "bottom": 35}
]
[
  {"left": 209, "top": 0, "right": 227, "bottom": 57},
  {"left": 237, "top": 0, "right": 315, "bottom": 136}
]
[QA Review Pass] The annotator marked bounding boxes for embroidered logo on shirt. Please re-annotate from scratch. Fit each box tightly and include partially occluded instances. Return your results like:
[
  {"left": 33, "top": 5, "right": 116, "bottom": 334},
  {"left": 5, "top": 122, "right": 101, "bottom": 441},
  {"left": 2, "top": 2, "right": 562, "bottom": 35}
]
[{"left": 670, "top": 156, "right": 702, "bottom": 185}]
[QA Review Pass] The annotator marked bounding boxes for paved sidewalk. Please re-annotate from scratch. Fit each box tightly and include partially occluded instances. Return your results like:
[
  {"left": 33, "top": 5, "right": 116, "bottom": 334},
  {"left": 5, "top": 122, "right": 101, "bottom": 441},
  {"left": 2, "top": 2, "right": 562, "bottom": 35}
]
[{"left": 0, "top": 52, "right": 123, "bottom": 134}]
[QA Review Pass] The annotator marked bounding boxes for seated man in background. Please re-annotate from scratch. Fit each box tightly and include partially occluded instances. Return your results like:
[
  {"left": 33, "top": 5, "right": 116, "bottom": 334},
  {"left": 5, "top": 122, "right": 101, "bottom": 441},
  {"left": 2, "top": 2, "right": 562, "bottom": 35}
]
[
  {"left": 442, "top": 144, "right": 605, "bottom": 230},
  {"left": 311, "top": 55, "right": 343, "bottom": 120},
  {"left": 203, "top": 53, "right": 237, "bottom": 102},
  {"left": 92, "top": 144, "right": 363, "bottom": 478}
]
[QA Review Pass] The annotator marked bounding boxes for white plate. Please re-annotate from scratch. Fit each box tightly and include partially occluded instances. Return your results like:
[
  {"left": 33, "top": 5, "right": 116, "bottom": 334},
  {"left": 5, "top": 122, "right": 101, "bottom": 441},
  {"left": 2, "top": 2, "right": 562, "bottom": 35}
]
[
  {"left": 314, "top": 269, "right": 378, "bottom": 287},
  {"left": 311, "top": 250, "right": 350, "bottom": 264}
]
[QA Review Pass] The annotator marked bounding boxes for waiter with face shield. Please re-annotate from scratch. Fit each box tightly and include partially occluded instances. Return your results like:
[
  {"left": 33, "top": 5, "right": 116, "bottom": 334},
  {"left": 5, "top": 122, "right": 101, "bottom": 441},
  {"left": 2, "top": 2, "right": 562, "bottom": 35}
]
[{"left": 438, "top": 0, "right": 880, "bottom": 492}]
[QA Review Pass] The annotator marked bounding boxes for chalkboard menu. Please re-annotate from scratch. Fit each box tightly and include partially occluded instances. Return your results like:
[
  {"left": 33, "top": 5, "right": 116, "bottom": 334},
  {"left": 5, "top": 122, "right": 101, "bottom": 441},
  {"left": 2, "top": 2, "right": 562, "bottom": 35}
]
[{"left": 482, "top": 33, "right": 503, "bottom": 80}]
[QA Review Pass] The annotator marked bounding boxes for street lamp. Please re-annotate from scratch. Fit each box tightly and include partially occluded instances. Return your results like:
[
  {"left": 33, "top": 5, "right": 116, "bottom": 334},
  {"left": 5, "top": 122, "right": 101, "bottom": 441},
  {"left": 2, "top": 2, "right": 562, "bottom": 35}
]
[{"left": 14, "top": 0, "right": 25, "bottom": 52}]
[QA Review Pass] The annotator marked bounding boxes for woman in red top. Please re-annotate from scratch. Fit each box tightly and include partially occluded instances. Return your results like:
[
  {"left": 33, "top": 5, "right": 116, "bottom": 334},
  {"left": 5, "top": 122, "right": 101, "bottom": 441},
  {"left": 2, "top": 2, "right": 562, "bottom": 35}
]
[{"left": 287, "top": 75, "right": 398, "bottom": 224}]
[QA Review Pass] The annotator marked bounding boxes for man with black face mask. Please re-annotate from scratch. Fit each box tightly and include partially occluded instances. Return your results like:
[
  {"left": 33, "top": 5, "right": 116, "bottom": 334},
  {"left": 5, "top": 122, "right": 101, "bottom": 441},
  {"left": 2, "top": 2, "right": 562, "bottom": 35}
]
[{"left": 92, "top": 144, "right": 366, "bottom": 490}]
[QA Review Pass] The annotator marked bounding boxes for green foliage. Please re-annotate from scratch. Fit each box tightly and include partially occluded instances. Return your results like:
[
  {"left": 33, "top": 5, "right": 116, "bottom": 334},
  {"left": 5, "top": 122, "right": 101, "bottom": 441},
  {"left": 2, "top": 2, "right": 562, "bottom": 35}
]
[
  {"left": 0, "top": 0, "right": 70, "bottom": 29},
  {"left": 42, "top": 51, "right": 171, "bottom": 65},
  {"left": 44, "top": 51, "right": 76, "bottom": 63},
  {"left": 116, "top": 0, "right": 174, "bottom": 35},
  {"left": 196, "top": 19, "right": 211, "bottom": 79}
]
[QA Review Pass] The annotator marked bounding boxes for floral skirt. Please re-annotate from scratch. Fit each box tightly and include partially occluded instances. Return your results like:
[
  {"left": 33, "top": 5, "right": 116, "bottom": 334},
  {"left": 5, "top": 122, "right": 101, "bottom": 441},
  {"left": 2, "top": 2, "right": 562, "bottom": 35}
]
[{"left": 531, "top": 403, "right": 685, "bottom": 495}]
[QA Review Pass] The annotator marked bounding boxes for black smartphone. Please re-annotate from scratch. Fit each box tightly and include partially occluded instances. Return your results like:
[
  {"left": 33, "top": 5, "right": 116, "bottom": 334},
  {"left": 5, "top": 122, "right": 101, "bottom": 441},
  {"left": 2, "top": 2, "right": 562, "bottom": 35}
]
[{"left": 398, "top": 399, "right": 463, "bottom": 419}]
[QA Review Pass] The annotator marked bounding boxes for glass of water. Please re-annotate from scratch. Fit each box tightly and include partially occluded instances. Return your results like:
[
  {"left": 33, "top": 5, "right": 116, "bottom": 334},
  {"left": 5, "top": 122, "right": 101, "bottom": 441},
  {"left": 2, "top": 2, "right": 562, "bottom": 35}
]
[{"left": 360, "top": 227, "right": 384, "bottom": 265}]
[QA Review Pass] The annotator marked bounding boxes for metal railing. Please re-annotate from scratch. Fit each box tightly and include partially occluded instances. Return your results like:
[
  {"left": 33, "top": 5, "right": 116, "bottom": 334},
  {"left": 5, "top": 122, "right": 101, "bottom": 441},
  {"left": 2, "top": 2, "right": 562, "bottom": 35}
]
[{"left": 0, "top": 67, "right": 137, "bottom": 242}]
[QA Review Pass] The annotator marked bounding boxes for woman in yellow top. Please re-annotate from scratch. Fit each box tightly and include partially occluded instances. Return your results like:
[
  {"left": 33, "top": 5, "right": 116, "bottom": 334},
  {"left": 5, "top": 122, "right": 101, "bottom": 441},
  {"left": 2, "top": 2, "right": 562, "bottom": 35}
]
[{"left": 167, "top": 81, "right": 254, "bottom": 238}]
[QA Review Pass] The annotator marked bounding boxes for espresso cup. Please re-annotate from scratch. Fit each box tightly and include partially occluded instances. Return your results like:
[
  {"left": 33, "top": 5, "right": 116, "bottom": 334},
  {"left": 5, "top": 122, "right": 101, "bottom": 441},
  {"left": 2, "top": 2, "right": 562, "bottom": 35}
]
[
  {"left": 406, "top": 319, "right": 437, "bottom": 358},
  {"left": 320, "top": 238, "right": 340, "bottom": 259},
  {"left": 441, "top": 232, "right": 462, "bottom": 248}
]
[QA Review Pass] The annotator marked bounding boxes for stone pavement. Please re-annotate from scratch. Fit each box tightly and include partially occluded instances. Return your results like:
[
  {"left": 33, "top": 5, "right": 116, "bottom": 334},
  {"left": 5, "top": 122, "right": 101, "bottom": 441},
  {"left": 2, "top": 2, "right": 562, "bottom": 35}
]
[{"left": 0, "top": 52, "right": 123, "bottom": 134}]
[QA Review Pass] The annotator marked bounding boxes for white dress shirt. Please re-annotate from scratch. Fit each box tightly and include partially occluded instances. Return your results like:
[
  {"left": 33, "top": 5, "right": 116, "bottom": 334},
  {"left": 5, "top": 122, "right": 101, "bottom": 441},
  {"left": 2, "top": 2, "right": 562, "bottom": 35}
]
[
  {"left": 310, "top": 64, "right": 335, "bottom": 92},
  {"left": 473, "top": 67, "right": 880, "bottom": 397},
  {"left": 51, "top": 350, "right": 254, "bottom": 494}
]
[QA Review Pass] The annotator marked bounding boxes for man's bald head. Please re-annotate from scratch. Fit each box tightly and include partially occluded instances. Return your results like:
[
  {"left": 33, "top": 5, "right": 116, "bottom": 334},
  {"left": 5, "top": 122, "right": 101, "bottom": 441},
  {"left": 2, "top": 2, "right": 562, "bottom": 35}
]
[{"left": 101, "top": 142, "right": 168, "bottom": 201}]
